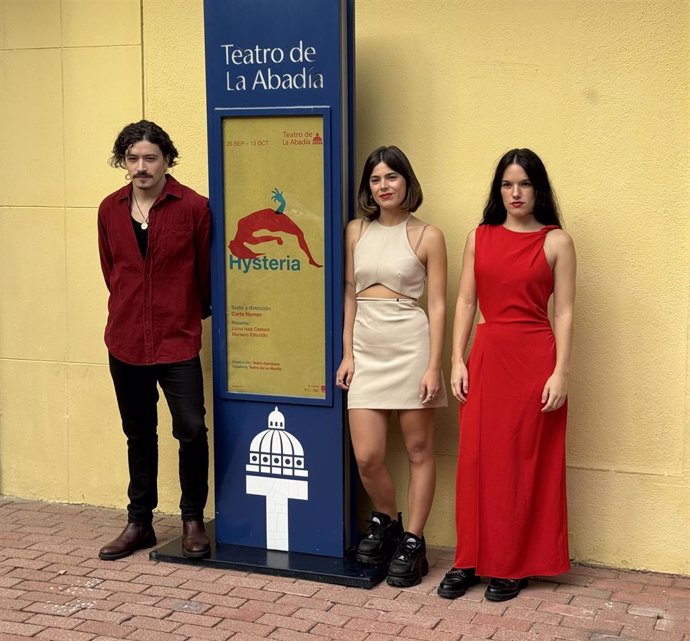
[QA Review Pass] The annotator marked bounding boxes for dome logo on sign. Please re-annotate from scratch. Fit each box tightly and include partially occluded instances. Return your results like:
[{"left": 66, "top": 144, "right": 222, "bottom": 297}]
[{"left": 245, "top": 406, "right": 309, "bottom": 551}]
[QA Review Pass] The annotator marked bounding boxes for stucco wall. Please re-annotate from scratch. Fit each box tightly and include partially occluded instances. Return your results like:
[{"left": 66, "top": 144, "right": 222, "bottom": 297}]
[{"left": 0, "top": 0, "right": 688, "bottom": 574}]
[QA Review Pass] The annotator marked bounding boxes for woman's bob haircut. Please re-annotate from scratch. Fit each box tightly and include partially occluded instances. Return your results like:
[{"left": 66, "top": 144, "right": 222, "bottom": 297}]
[{"left": 357, "top": 145, "right": 423, "bottom": 219}]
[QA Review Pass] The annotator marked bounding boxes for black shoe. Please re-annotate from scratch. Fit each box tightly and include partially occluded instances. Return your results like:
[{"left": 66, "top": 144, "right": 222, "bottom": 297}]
[
  {"left": 386, "top": 531, "right": 429, "bottom": 587},
  {"left": 437, "top": 567, "right": 480, "bottom": 599},
  {"left": 484, "top": 577, "right": 528, "bottom": 602},
  {"left": 356, "top": 511, "right": 403, "bottom": 565}
]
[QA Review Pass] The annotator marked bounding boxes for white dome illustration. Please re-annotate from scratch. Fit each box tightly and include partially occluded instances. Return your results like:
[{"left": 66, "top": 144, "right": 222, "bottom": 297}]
[
  {"left": 267, "top": 406, "right": 285, "bottom": 429},
  {"left": 246, "top": 407, "right": 308, "bottom": 477},
  {"left": 246, "top": 406, "right": 310, "bottom": 552}
]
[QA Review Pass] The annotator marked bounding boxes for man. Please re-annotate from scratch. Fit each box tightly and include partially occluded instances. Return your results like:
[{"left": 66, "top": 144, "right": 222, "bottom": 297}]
[{"left": 97, "top": 120, "right": 212, "bottom": 560}]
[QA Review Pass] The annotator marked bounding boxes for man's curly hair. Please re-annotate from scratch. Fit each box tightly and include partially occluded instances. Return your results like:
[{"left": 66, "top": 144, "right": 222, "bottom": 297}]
[{"left": 109, "top": 120, "right": 180, "bottom": 169}]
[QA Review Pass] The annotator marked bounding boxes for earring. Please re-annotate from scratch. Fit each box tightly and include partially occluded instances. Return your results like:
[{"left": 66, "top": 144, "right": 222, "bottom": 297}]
[{"left": 125, "top": 173, "right": 132, "bottom": 181}]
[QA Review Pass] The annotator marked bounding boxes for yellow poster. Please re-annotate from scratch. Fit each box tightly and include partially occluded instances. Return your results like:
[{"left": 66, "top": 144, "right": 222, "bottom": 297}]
[{"left": 223, "top": 115, "right": 325, "bottom": 398}]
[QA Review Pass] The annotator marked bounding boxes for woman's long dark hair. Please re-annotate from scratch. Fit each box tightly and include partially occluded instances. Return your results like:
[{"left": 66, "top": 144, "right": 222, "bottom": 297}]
[{"left": 481, "top": 148, "right": 561, "bottom": 227}]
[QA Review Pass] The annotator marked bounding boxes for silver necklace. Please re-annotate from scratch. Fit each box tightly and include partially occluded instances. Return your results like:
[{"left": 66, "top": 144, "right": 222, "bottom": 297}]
[{"left": 132, "top": 191, "right": 150, "bottom": 230}]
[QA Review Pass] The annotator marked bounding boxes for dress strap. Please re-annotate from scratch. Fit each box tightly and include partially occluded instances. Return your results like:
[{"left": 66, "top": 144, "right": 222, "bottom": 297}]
[
  {"left": 413, "top": 224, "right": 429, "bottom": 252},
  {"left": 357, "top": 218, "right": 367, "bottom": 241}
]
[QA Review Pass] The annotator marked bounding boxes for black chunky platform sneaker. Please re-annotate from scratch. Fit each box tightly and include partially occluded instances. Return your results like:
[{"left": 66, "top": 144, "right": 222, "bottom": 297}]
[
  {"left": 356, "top": 511, "right": 403, "bottom": 565},
  {"left": 386, "top": 531, "right": 429, "bottom": 587}
]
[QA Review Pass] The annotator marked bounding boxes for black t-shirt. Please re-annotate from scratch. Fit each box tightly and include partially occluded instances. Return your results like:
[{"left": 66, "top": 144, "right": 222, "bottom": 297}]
[{"left": 131, "top": 216, "right": 148, "bottom": 257}]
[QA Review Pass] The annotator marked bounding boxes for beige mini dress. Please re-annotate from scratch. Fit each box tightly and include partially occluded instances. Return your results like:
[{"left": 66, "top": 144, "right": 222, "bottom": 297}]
[{"left": 347, "top": 216, "right": 448, "bottom": 410}]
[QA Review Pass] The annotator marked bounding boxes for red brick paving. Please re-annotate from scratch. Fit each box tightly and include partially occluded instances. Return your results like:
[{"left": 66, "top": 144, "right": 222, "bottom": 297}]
[{"left": 1, "top": 497, "right": 689, "bottom": 641}]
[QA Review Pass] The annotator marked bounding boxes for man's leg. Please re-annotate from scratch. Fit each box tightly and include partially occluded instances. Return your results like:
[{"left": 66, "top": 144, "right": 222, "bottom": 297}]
[
  {"left": 109, "top": 353, "right": 160, "bottom": 523},
  {"left": 99, "top": 354, "right": 159, "bottom": 560},
  {"left": 158, "top": 356, "right": 210, "bottom": 557}
]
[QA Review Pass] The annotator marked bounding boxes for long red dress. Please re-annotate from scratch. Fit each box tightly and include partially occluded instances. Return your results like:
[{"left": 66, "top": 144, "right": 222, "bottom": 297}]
[{"left": 454, "top": 224, "right": 570, "bottom": 578}]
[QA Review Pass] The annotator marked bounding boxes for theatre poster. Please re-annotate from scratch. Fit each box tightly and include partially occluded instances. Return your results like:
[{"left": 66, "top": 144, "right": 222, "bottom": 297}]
[{"left": 222, "top": 115, "right": 326, "bottom": 400}]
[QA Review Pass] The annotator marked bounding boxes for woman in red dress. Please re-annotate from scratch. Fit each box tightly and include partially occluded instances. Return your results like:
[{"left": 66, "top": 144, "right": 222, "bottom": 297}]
[{"left": 438, "top": 149, "right": 576, "bottom": 602}]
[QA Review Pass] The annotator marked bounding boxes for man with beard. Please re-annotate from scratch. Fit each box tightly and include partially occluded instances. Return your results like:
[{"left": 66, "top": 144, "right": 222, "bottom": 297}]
[{"left": 97, "top": 120, "right": 212, "bottom": 560}]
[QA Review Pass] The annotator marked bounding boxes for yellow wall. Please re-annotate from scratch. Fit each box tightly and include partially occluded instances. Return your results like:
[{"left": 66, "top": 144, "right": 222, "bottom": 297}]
[
  {"left": 1, "top": 0, "right": 688, "bottom": 575},
  {"left": 0, "top": 0, "right": 213, "bottom": 513}
]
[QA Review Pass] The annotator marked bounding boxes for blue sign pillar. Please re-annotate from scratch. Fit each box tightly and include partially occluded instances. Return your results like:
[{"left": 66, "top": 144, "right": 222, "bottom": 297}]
[{"left": 152, "top": 0, "right": 376, "bottom": 586}]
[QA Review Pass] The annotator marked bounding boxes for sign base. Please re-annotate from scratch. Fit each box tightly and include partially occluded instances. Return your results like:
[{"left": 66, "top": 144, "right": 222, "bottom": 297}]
[{"left": 150, "top": 521, "right": 386, "bottom": 589}]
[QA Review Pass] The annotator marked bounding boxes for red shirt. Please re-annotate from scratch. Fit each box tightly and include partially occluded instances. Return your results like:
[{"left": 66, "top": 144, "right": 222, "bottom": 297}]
[{"left": 98, "top": 175, "right": 211, "bottom": 365}]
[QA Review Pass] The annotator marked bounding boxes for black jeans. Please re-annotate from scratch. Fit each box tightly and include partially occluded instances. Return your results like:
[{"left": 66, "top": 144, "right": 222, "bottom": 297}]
[{"left": 108, "top": 353, "right": 209, "bottom": 523}]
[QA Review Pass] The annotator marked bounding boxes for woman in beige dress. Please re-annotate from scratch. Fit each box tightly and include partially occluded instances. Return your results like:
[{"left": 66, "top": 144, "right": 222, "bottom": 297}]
[{"left": 336, "top": 145, "right": 447, "bottom": 587}]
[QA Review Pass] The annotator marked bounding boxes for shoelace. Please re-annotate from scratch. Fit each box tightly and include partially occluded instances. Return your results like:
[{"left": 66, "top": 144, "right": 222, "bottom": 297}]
[
  {"left": 364, "top": 517, "right": 385, "bottom": 540},
  {"left": 394, "top": 536, "right": 420, "bottom": 561}
]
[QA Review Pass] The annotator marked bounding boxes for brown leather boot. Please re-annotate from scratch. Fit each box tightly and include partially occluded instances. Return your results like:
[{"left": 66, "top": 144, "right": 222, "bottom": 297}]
[
  {"left": 182, "top": 520, "right": 210, "bottom": 558},
  {"left": 98, "top": 522, "right": 156, "bottom": 560}
]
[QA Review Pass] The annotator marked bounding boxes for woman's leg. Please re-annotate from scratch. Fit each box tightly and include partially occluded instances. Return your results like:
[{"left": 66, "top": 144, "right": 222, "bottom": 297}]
[
  {"left": 349, "top": 408, "right": 396, "bottom": 517},
  {"left": 386, "top": 408, "right": 435, "bottom": 586},
  {"left": 399, "top": 408, "right": 436, "bottom": 536},
  {"left": 350, "top": 408, "right": 403, "bottom": 565}
]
